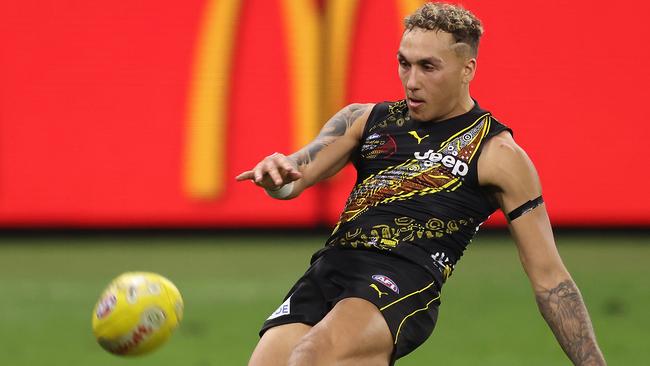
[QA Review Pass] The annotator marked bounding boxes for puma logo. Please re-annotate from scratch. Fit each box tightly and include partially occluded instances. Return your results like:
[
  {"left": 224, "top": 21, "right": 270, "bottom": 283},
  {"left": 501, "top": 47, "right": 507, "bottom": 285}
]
[
  {"left": 408, "top": 131, "right": 429, "bottom": 144},
  {"left": 369, "top": 284, "right": 389, "bottom": 298}
]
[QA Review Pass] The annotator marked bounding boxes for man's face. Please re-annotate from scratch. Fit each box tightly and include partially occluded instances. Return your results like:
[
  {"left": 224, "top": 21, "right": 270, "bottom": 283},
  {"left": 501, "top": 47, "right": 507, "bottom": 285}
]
[{"left": 398, "top": 29, "right": 474, "bottom": 121}]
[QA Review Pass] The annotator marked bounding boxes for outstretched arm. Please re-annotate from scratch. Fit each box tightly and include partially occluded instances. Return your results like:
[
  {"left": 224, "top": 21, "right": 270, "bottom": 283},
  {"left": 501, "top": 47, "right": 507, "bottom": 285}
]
[
  {"left": 479, "top": 132, "right": 606, "bottom": 365},
  {"left": 290, "top": 103, "right": 370, "bottom": 168},
  {"left": 236, "top": 103, "right": 373, "bottom": 198}
]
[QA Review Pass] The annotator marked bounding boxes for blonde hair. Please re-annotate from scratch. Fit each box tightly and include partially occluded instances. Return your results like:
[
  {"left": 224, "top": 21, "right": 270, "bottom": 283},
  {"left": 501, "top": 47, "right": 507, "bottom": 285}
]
[{"left": 404, "top": 2, "right": 483, "bottom": 56}]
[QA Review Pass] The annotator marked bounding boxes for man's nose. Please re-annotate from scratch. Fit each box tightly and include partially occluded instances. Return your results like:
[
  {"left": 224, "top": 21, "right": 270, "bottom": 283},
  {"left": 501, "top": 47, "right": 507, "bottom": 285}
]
[{"left": 406, "top": 69, "right": 420, "bottom": 91}]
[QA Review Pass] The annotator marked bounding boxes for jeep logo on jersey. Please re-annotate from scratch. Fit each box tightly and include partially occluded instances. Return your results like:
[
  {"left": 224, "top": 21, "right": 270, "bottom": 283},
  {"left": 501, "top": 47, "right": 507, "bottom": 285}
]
[
  {"left": 371, "top": 275, "right": 399, "bottom": 294},
  {"left": 414, "top": 150, "right": 469, "bottom": 177}
]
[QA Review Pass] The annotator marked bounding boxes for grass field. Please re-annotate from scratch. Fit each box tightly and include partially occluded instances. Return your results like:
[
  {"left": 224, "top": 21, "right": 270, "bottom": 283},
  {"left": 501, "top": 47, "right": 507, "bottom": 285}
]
[{"left": 0, "top": 233, "right": 647, "bottom": 365}]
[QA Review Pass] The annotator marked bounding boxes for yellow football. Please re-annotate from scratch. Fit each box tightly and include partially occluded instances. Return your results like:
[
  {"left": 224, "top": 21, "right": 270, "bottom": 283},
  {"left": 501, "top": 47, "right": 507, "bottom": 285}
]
[{"left": 91, "top": 272, "right": 183, "bottom": 356}]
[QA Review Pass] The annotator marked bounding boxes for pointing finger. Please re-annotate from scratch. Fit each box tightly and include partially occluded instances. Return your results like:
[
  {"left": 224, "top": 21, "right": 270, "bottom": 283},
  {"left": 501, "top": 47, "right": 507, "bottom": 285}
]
[{"left": 235, "top": 171, "right": 254, "bottom": 181}]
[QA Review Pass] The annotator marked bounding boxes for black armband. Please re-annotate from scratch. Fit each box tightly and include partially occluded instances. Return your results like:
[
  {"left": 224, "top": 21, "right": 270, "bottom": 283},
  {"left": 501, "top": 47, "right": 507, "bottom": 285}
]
[{"left": 507, "top": 195, "right": 544, "bottom": 221}]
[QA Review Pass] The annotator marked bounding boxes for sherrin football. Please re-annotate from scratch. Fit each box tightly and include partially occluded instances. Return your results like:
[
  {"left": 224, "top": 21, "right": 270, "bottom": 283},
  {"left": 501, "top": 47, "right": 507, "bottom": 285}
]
[{"left": 92, "top": 272, "right": 184, "bottom": 356}]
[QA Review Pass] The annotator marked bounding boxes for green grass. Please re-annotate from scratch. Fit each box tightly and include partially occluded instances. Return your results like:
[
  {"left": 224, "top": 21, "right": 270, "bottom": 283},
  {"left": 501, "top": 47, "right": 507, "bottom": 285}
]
[{"left": 0, "top": 234, "right": 647, "bottom": 365}]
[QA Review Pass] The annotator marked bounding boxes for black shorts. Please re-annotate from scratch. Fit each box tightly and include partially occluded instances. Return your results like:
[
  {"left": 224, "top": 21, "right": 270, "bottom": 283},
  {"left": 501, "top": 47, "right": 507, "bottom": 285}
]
[{"left": 260, "top": 247, "right": 441, "bottom": 360}]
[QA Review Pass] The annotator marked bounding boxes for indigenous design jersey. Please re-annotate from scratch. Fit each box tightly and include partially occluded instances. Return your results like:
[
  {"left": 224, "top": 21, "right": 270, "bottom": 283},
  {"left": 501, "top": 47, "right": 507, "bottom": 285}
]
[{"left": 321, "top": 100, "right": 511, "bottom": 285}]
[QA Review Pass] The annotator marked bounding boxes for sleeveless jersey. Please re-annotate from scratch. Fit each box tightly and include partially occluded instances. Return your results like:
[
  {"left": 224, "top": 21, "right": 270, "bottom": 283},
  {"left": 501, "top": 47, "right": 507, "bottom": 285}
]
[{"left": 320, "top": 100, "right": 511, "bottom": 286}]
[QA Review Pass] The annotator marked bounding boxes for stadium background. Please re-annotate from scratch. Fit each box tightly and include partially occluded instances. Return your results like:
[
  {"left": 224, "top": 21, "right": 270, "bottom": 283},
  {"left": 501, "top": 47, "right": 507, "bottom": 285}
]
[{"left": 0, "top": 0, "right": 648, "bottom": 365}]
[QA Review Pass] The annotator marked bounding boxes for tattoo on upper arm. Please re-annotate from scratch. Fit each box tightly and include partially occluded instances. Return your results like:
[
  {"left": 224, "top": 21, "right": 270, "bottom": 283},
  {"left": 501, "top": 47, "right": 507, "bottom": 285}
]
[
  {"left": 289, "top": 104, "right": 368, "bottom": 167},
  {"left": 535, "top": 280, "right": 606, "bottom": 365}
]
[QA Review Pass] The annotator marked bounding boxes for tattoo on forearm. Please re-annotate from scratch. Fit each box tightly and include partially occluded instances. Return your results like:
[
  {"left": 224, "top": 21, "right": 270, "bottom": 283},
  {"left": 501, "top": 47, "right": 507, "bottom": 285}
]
[
  {"left": 289, "top": 104, "right": 368, "bottom": 166},
  {"left": 535, "top": 280, "right": 606, "bottom": 365}
]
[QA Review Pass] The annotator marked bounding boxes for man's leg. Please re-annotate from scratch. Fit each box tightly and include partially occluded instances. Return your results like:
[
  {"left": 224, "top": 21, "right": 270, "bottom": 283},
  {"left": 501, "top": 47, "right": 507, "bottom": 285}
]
[
  {"left": 248, "top": 323, "right": 312, "bottom": 366},
  {"left": 288, "top": 298, "right": 393, "bottom": 366}
]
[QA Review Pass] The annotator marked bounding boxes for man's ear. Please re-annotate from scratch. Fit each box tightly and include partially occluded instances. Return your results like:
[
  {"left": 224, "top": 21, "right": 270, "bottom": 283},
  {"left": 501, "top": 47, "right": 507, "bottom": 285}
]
[{"left": 462, "top": 57, "right": 477, "bottom": 84}]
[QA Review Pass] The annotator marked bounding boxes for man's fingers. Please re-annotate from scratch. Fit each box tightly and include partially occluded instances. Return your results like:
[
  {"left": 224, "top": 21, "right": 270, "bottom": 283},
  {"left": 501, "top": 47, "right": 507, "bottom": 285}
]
[
  {"left": 238, "top": 153, "right": 300, "bottom": 187},
  {"left": 267, "top": 168, "right": 284, "bottom": 186},
  {"left": 287, "top": 170, "right": 302, "bottom": 180},
  {"left": 269, "top": 153, "right": 296, "bottom": 172},
  {"left": 275, "top": 160, "right": 302, "bottom": 184},
  {"left": 235, "top": 171, "right": 254, "bottom": 181},
  {"left": 253, "top": 163, "right": 265, "bottom": 183},
  {"left": 279, "top": 160, "right": 297, "bottom": 173},
  {"left": 254, "top": 161, "right": 277, "bottom": 183}
]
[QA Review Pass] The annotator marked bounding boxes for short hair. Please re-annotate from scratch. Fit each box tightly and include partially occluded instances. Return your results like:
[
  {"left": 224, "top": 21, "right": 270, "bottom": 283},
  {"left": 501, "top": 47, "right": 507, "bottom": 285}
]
[{"left": 404, "top": 2, "right": 483, "bottom": 57}]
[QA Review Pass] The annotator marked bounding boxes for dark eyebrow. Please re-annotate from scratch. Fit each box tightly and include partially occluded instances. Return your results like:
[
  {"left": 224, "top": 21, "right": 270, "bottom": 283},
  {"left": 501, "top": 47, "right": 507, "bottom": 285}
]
[{"left": 397, "top": 52, "right": 442, "bottom": 66}]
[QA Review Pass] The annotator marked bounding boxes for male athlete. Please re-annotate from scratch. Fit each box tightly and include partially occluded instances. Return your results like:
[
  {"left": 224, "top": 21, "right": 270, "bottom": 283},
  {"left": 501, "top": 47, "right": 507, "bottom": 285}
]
[{"left": 237, "top": 3, "right": 606, "bottom": 365}]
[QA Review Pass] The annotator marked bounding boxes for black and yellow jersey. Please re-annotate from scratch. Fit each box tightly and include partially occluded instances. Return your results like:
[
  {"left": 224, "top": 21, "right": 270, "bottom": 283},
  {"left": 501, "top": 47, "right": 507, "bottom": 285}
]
[{"left": 319, "top": 100, "right": 511, "bottom": 286}]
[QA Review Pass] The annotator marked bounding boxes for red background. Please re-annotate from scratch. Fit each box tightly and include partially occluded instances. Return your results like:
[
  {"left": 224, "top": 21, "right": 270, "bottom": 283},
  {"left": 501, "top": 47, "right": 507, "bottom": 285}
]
[{"left": 1, "top": 0, "right": 648, "bottom": 228}]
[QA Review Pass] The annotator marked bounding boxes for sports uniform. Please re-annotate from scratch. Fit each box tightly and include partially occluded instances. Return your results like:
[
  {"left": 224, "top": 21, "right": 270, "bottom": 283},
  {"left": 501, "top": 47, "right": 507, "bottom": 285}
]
[{"left": 261, "top": 100, "right": 511, "bottom": 360}]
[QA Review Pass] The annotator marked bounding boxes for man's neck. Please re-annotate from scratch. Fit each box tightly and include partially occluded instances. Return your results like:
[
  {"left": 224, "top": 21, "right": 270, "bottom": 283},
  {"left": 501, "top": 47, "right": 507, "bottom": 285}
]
[{"left": 434, "top": 95, "right": 475, "bottom": 122}]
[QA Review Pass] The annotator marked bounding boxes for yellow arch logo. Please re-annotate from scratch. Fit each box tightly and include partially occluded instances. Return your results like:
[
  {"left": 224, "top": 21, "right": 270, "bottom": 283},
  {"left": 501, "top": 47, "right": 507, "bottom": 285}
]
[{"left": 184, "top": 0, "right": 425, "bottom": 199}]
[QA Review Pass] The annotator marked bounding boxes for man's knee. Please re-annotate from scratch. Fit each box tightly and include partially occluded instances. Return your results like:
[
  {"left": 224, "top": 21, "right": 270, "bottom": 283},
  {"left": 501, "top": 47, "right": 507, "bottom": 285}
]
[{"left": 288, "top": 326, "right": 335, "bottom": 364}]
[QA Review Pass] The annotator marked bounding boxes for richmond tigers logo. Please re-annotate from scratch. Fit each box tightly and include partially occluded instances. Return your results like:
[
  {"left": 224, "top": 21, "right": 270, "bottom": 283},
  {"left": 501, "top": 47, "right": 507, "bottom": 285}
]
[{"left": 361, "top": 133, "right": 397, "bottom": 159}]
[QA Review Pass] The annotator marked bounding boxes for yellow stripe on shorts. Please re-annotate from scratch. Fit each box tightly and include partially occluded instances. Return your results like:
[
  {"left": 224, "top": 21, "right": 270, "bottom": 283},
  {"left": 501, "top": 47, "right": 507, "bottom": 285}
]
[
  {"left": 394, "top": 293, "right": 441, "bottom": 345},
  {"left": 379, "top": 281, "right": 436, "bottom": 312}
]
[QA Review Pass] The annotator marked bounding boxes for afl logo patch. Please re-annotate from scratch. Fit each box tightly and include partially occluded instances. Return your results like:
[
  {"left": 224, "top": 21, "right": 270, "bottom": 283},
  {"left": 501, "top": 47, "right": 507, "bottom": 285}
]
[{"left": 371, "top": 275, "right": 399, "bottom": 294}]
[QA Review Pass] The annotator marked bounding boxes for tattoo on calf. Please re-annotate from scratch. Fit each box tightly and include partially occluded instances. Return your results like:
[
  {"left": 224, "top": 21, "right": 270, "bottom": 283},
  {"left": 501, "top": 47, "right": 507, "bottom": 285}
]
[
  {"left": 535, "top": 280, "right": 606, "bottom": 365},
  {"left": 290, "top": 104, "right": 368, "bottom": 166}
]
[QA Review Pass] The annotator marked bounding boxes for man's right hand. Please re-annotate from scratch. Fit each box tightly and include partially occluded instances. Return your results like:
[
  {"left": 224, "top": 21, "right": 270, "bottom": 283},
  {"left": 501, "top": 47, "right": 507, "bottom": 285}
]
[{"left": 235, "top": 152, "right": 303, "bottom": 191}]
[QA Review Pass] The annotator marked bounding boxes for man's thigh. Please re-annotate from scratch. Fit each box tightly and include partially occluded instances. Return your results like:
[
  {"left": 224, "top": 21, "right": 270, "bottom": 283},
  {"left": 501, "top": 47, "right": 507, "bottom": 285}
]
[
  {"left": 291, "top": 297, "right": 394, "bottom": 366},
  {"left": 251, "top": 248, "right": 440, "bottom": 364},
  {"left": 248, "top": 323, "right": 311, "bottom": 366}
]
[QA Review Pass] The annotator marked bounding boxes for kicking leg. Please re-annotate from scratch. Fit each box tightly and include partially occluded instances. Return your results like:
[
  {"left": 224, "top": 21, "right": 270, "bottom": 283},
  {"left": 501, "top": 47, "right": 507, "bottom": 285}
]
[
  {"left": 288, "top": 298, "right": 393, "bottom": 366},
  {"left": 248, "top": 323, "right": 312, "bottom": 366}
]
